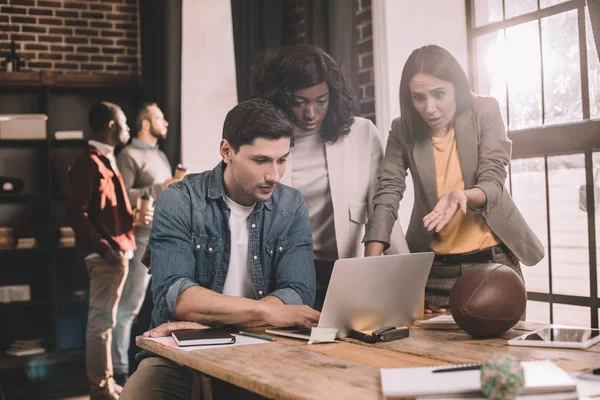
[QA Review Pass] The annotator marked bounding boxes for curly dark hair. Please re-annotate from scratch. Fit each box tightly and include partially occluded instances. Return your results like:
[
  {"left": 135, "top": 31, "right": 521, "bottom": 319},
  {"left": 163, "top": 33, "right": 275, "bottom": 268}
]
[{"left": 250, "top": 44, "right": 357, "bottom": 143}]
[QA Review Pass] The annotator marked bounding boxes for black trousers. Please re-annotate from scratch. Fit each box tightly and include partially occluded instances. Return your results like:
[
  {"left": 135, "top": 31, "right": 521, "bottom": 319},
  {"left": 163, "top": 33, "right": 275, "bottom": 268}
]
[{"left": 314, "top": 259, "right": 336, "bottom": 311}]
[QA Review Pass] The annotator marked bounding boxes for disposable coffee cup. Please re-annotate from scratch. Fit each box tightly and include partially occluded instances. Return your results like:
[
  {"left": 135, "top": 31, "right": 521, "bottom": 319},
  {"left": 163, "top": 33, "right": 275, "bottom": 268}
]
[
  {"left": 174, "top": 164, "right": 187, "bottom": 180},
  {"left": 136, "top": 195, "right": 154, "bottom": 225}
]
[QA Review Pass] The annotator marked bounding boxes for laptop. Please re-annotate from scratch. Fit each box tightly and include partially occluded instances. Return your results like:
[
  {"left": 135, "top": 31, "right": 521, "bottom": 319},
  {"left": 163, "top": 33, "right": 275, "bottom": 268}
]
[{"left": 266, "top": 252, "right": 434, "bottom": 339}]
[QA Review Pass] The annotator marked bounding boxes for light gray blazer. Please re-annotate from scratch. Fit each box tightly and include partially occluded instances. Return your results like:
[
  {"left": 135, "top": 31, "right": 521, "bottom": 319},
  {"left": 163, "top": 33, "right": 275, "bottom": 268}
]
[
  {"left": 363, "top": 96, "right": 544, "bottom": 266},
  {"left": 281, "top": 117, "right": 409, "bottom": 259}
]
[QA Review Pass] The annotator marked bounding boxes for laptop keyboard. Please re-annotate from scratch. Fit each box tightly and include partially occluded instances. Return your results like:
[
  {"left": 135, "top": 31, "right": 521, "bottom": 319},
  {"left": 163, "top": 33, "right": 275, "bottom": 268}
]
[
  {"left": 274, "top": 326, "right": 312, "bottom": 335},
  {"left": 290, "top": 327, "right": 312, "bottom": 335}
]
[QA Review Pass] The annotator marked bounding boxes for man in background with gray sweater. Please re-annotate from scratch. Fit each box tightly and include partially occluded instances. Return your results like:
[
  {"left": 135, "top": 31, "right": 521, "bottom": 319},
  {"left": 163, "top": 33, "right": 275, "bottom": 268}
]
[{"left": 114, "top": 102, "right": 180, "bottom": 386}]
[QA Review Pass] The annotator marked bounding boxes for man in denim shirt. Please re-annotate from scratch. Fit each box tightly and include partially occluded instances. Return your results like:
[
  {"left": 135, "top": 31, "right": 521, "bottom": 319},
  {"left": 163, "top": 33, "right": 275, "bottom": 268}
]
[{"left": 121, "top": 99, "right": 319, "bottom": 399}]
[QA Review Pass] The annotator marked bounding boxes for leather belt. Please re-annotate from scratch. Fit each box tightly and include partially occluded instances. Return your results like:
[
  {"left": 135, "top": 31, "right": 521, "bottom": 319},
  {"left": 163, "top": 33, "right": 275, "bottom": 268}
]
[{"left": 433, "top": 243, "right": 509, "bottom": 264}]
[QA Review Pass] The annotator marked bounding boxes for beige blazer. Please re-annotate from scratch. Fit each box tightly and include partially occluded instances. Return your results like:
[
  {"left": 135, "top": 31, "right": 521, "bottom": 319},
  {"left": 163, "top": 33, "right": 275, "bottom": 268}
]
[
  {"left": 364, "top": 97, "right": 544, "bottom": 266},
  {"left": 281, "top": 117, "right": 409, "bottom": 259}
]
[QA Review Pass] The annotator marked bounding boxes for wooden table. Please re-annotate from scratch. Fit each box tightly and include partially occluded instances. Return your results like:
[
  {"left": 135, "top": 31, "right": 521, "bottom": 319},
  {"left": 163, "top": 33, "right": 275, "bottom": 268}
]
[{"left": 136, "top": 322, "right": 600, "bottom": 400}]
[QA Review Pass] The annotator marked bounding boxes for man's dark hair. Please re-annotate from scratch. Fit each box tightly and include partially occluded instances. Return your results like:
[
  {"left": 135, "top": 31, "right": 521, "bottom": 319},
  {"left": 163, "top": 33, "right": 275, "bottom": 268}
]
[
  {"left": 250, "top": 44, "right": 357, "bottom": 143},
  {"left": 135, "top": 101, "right": 158, "bottom": 133},
  {"left": 222, "top": 98, "right": 294, "bottom": 152},
  {"left": 88, "top": 101, "right": 121, "bottom": 137}
]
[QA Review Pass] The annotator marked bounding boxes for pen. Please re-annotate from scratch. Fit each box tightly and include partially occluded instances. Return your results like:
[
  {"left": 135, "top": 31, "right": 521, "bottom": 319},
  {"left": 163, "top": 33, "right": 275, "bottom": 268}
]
[
  {"left": 432, "top": 365, "right": 481, "bottom": 373},
  {"left": 238, "top": 331, "right": 274, "bottom": 341}
]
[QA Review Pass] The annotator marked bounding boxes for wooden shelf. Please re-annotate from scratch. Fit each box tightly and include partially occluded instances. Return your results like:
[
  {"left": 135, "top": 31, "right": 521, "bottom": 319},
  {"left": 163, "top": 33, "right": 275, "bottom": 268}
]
[
  {"left": 0, "top": 71, "right": 41, "bottom": 87},
  {"left": 0, "top": 139, "right": 48, "bottom": 148},
  {"left": 0, "top": 193, "right": 49, "bottom": 203},
  {"left": 0, "top": 68, "right": 140, "bottom": 374},
  {"left": 0, "top": 300, "right": 50, "bottom": 308},
  {"left": 0, "top": 139, "right": 87, "bottom": 148},
  {"left": 0, "top": 71, "right": 141, "bottom": 89},
  {"left": 0, "top": 246, "right": 49, "bottom": 253},
  {"left": 50, "top": 139, "right": 87, "bottom": 147},
  {"left": 0, "top": 350, "right": 84, "bottom": 370}
]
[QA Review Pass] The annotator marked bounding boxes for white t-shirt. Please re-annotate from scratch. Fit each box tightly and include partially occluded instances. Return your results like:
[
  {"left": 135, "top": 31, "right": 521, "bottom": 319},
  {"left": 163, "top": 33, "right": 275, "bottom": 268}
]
[
  {"left": 222, "top": 195, "right": 255, "bottom": 298},
  {"left": 291, "top": 126, "right": 338, "bottom": 261}
]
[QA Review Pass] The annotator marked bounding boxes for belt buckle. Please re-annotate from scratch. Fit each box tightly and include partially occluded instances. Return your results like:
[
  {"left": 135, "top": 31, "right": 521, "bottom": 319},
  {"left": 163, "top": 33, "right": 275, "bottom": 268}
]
[{"left": 438, "top": 254, "right": 453, "bottom": 264}]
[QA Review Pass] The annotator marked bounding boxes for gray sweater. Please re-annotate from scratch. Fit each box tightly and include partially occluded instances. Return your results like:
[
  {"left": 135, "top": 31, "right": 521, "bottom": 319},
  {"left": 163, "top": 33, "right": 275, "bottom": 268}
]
[{"left": 117, "top": 138, "right": 173, "bottom": 233}]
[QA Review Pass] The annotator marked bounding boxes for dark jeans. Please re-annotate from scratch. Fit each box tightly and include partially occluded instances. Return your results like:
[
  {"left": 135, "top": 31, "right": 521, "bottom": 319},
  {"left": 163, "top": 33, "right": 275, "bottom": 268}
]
[{"left": 314, "top": 259, "right": 335, "bottom": 311}]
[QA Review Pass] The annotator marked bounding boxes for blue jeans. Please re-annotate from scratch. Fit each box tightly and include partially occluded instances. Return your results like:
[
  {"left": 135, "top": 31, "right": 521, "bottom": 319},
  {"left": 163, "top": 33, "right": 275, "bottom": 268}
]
[{"left": 112, "top": 230, "right": 151, "bottom": 376}]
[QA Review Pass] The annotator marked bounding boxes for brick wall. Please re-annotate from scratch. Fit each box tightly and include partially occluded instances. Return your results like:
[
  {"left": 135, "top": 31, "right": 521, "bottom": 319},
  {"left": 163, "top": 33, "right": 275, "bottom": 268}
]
[
  {"left": 284, "top": 0, "right": 305, "bottom": 45},
  {"left": 356, "top": 0, "right": 374, "bottom": 122},
  {"left": 0, "top": 0, "right": 140, "bottom": 75},
  {"left": 282, "top": 0, "right": 375, "bottom": 123}
]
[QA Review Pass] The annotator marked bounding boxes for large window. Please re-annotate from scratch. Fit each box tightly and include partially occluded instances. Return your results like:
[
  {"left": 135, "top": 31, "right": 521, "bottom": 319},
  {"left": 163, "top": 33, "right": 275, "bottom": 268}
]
[{"left": 468, "top": 0, "right": 600, "bottom": 328}]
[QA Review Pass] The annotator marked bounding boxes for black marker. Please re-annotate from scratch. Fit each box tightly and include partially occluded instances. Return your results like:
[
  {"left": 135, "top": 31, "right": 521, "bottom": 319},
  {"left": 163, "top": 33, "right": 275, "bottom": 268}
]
[{"left": 432, "top": 365, "right": 481, "bottom": 373}]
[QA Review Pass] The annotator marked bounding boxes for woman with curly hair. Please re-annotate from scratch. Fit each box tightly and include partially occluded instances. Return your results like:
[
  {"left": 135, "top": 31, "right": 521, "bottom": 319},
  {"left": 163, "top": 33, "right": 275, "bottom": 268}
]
[{"left": 251, "top": 44, "right": 407, "bottom": 310}]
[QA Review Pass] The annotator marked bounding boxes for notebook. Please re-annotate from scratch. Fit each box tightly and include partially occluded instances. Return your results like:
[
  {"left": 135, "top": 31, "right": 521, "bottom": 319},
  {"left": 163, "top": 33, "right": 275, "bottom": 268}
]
[
  {"left": 420, "top": 314, "right": 459, "bottom": 330},
  {"left": 380, "top": 360, "right": 577, "bottom": 399},
  {"left": 171, "top": 328, "right": 235, "bottom": 347}
]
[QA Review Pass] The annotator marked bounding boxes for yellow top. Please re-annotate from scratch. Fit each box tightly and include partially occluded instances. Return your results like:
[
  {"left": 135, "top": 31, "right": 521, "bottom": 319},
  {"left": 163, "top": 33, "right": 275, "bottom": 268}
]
[{"left": 429, "top": 128, "right": 500, "bottom": 254}]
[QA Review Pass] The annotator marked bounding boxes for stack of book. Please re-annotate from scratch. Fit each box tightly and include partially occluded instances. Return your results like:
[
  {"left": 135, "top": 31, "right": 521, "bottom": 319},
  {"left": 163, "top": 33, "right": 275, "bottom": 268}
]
[
  {"left": 54, "top": 130, "right": 83, "bottom": 140},
  {"left": 0, "top": 227, "right": 14, "bottom": 249},
  {"left": 16, "top": 237, "right": 36, "bottom": 249},
  {"left": 0, "top": 285, "right": 31, "bottom": 303},
  {"left": 58, "top": 227, "right": 75, "bottom": 247},
  {"left": 6, "top": 339, "right": 45, "bottom": 357}
]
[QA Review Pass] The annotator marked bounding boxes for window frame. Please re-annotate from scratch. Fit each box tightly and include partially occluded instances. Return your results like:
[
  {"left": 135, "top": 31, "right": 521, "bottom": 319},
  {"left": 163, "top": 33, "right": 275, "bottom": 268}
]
[{"left": 467, "top": 0, "right": 600, "bottom": 328}]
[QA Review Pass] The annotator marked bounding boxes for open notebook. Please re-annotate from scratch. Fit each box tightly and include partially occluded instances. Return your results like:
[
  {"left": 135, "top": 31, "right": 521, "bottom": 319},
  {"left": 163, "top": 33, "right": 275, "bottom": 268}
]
[{"left": 380, "top": 360, "right": 577, "bottom": 399}]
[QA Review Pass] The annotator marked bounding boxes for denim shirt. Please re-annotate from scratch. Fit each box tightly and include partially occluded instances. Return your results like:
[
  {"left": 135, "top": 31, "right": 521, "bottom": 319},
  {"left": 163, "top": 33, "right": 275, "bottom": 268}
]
[{"left": 149, "top": 162, "right": 316, "bottom": 328}]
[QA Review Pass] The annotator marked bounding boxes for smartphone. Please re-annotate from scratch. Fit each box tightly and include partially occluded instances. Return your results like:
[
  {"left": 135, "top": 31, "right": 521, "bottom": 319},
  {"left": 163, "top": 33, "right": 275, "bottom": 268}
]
[{"left": 579, "top": 367, "right": 600, "bottom": 380}]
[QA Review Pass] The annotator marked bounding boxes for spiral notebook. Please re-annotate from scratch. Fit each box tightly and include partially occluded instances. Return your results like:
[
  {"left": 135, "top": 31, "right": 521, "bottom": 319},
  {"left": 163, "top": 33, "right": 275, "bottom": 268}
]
[{"left": 380, "top": 360, "right": 577, "bottom": 399}]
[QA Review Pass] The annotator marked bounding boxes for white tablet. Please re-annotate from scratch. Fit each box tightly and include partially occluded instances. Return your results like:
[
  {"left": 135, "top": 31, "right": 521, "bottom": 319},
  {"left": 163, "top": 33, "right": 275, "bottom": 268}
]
[{"left": 508, "top": 325, "right": 600, "bottom": 349}]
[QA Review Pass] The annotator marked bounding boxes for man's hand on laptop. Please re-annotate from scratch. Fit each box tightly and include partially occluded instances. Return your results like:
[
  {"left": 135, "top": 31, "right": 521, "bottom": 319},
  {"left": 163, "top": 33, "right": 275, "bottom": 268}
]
[{"left": 258, "top": 296, "right": 320, "bottom": 329}]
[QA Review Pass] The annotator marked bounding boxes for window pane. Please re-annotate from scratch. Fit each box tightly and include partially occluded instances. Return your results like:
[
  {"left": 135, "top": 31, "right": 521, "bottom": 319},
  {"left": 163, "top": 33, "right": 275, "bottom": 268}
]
[
  {"left": 505, "top": 0, "right": 537, "bottom": 19},
  {"left": 526, "top": 300, "right": 550, "bottom": 323},
  {"left": 548, "top": 154, "right": 589, "bottom": 297},
  {"left": 474, "top": 0, "right": 503, "bottom": 28},
  {"left": 540, "top": 0, "right": 570, "bottom": 8},
  {"left": 511, "top": 158, "right": 549, "bottom": 293},
  {"left": 586, "top": 7, "right": 600, "bottom": 119},
  {"left": 475, "top": 30, "right": 507, "bottom": 125},
  {"left": 541, "top": 10, "right": 582, "bottom": 125},
  {"left": 553, "top": 303, "right": 591, "bottom": 327},
  {"left": 506, "top": 21, "right": 543, "bottom": 130}
]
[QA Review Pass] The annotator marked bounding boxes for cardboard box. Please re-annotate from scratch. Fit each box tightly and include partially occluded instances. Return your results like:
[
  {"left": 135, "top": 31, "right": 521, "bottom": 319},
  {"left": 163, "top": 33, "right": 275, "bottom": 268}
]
[{"left": 0, "top": 114, "right": 47, "bottom": 140}]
